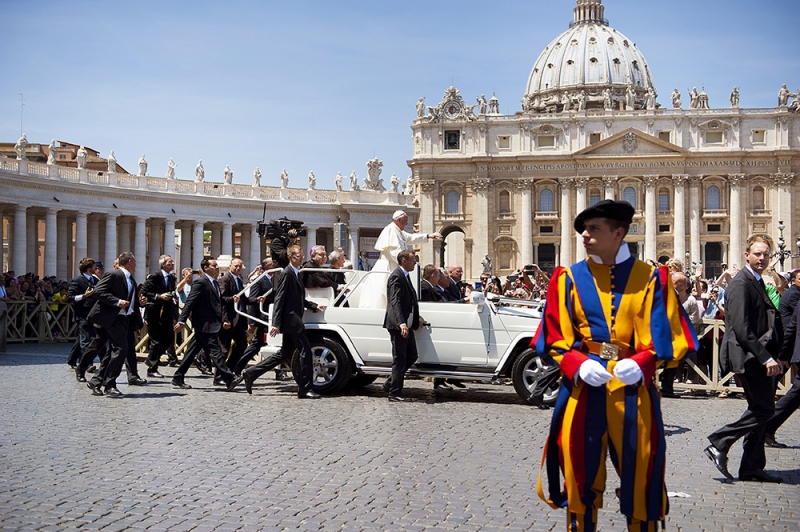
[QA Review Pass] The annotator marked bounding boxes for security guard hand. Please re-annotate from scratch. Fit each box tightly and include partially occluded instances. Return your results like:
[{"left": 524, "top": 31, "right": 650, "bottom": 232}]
[
  {"left": 613, "top": 359, "right": 644, "bottom": 385},
  {"left": 577, "top": 359, "right": 613, "bottom": 387}
]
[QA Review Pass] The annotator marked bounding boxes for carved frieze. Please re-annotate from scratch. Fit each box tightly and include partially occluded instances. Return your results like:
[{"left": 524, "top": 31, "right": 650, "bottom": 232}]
[
  {"left": 469, "top": 177, "right": 491, "bottom": 192},
  {"left": 642, "top": 174, "right": 659, "bottom": 187},
  {"left": 418, "top": 180, "right": 436, "bottom": 193},
  {"left": 574, "top": 176, "right": 590, "bottom": 189},
  {"left": 671, "top": 173, "right": 689, "bottom": 185},
  {"left": 727, "top": 173, "right": 746, "bottom": 187}
]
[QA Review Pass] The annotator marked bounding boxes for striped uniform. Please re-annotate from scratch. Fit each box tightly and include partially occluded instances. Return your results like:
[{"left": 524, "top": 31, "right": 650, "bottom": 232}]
[{"left": 533, "top": 251, "right": 697, "bottom": 532}]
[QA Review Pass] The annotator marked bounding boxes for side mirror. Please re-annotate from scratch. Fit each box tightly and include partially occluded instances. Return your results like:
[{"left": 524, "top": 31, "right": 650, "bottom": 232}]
[{"left": 470, "top": 291, "right": 486, "bottom": 312}]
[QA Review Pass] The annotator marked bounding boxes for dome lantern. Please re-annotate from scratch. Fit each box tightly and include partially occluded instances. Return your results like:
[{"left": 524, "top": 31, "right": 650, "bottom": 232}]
[{"left": 573, "top": 0, "right": 606, "bottom": 26}]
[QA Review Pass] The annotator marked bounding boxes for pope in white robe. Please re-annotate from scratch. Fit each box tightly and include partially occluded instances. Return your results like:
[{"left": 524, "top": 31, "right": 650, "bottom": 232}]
[{"left": 358, "top": 210, "right": 441, "bottom": 308}]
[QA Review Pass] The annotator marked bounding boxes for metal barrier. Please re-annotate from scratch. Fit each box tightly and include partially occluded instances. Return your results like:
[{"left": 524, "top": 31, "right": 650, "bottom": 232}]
[
  {"left": 3, "top": 301, "right": 77, "bottom": 343},
  {"left": 0, "top": 302, "right": 7, "bottom": 352}
]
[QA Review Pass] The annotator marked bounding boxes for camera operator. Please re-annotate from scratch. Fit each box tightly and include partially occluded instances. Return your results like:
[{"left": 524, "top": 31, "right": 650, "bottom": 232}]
[{"left": 270, "top": 228, "right": 300, "bottom": 268}]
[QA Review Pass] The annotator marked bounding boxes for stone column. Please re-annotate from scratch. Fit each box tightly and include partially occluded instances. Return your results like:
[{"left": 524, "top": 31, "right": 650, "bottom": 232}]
[
  {"left": 74, "top": 213, "right": 87, "bottom": 274},
  {"left": 533, "top": 242, "right": 540, "bottom": 265},
  {"left": 772, "top": 171, "right": 796, "bottom": 268},
  {"left": 118, "top": 219, "right": 131, "bottom": 254},
  {"left": 249, "top": 225, "right": 262, "bottom": 267},
  {"left": 602, "top": 175, "right": 617, "bottom": 200},
  {"left": 470, "top": 178, "right": 491, "bottom": 271},
  {"left": 104, "top": 214, "right": 117, "bottom": 268},
  {"left": 134, "top": 217, "right": 147, "bottom": 271},
  {"left": 179, "top": 223, "right": 192, "bottom": 271},
  {"left": 13, "top": 205, "right": 26, "bottom": 275},
  {"left": 688, "top": 175, "right": 702, "bottom": 268},
  {"left": 728, "top": 174, "right": 745, "bottom": 267},
  {"left": 193, "top": 222, "right": 205, "bottom": 268},
  {"left": 348, "top": 227, "right": 359, "bottom": 267},
  {"left": 44, "top": 208, "right": 58, "bottom": 277},
  {"left": 239, "top": 226, "right": 251, "bottom": 266},
  {"left": 672, "top": 174, "right": 688, "bottom": 262},
  {"left": 220, "top": 222, "right": 233, "bottom": 257},
  {"left": 87, "top": 216, "right": 100, "bottom": 262},
  {"left": 211, "top": 226, "right": 221, "bottom": 258},
  {"left": 149, "top": 220, "right": 162, "bottom": 273},
  {"left": 517, "top": 179, "right": 533, "bottom": 265},
  {"left": 164, "top": 219, "right": 176, "bottom": 261},
  {"left": 643, "top": 175, "right": 658, "bottom": 261},
  {"left": 418, "top": 180, "right": 437, "bottom": 264},
  {"left": 306, "top": 227, "right": 318, "bottom": 255},
  {"left": 574, "top": 177, "right": 589, "bottom": 261},
  {"left": 559, "top": 177, "right": 574, "bottom": 265},
  {"left": 27, "top": 212, "right": 37, "bottom": 274},
  {"left": 57, "top": 213, "right": 69, "bottom": 279}
]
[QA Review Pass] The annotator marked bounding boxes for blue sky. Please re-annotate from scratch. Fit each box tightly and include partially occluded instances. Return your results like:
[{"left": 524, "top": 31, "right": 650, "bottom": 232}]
[{"left": 1, "top": 0, "right": 797, "bottom": 190}]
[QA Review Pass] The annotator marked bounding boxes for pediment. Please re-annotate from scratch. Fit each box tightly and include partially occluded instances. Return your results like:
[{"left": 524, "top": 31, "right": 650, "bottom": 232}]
[{"left": 574, "top": 128, "right": 689, "bottom": 157}]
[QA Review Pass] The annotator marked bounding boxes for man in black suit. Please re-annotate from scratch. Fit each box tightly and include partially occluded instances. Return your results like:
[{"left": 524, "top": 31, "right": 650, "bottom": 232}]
[
  {"left": 83, "top": 252, "right": 140, "bottom": 397},
  {"left": 219, "top": 257, "right": 249, "bottom": 374},
  {"left": 444, "top": 264, "right": 465, "bottom": 302},
  {"left": 173, "top": 257, "right": 237, "bottom": 390},
  {"left": 301, "top": 245, "right": 338, "bottom": 292},
  {"left": 706, "top": 234, "right": 784, "bottom": 483},
  {"left": 419, "top": 264, "right": 442, "bottom": 302},
  {"left": 778, "top": 269, "right": 800, "bottom": 328},
  {"left": 383, "top": 250, "right": 422, "bottom": 402},
  {"left": 67, "top": 257, "right": 97, "bottom": 376},
  {"left": 764, "top": 301, "right": 800, "bottom": 447},
  {"left": 233, "top": 245, "right": 324, "bottom": 397},
  {"left": 141, "top": 254, "right": 179, "bottom": 378}
]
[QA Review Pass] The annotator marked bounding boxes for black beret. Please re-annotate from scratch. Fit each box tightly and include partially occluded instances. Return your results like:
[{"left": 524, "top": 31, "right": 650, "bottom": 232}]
[
  {"left": 94, "top": 261, "right": 104, "bottom": 269},
  {"left": 574, "top": 199, "right": 635, "bottom": 233}
]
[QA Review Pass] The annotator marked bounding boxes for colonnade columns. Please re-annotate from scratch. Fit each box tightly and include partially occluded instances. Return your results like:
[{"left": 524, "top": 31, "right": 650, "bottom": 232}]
[
  {"left": 179, "top": 224, "right": 192, "bottom": 270},
  {"left": 149, "top": 220, "right": 162, "bottom": 273},
  {"left": 469, "top": 178, "right": 491, "bottom": 271},
  {"left": 772, "top": 171, "right": 796, "bottom": 266},
  {"left": 134, "top": 217, "right": 147, "bottom": 272},
  {"left": 643, "top": 175, "right": 658, "bottom": 261},
  {"left": 518, "top": 179, "right": 533, "bottom": 265},
  {"left": 104, "top": 214, "right": 117, "bottom": 268},
  {"left": 210, "top": 226, "right": 221, "bottom": 258},
  {"left": 688, "top": 175, "right": 702, "bottom": 269},
  {"left": 44, "top": 209, "right": 57, "bottom": 277},
  {"left": 164, "top": 219, "right": 176, "bottom": 262},
  {"left": 418, "top": 180, "right": 437, "bottom": 263},
  {"left": 306, "top": 227, "right": 317, "bottom": 255},
  {"left": 602, "top": 175, "right": 617, "bottom": 200},
  {"left": 193, "top": 222, "right": 205, "bottom": 267},
  {"left": 13, "top": 205, "right": 26, "bottom": 274},
  {"left": 574, "top": 177, "right": 589, "bottom": 261},
  {"left": 74, "top": 213, "right": 87, "bottom": 274},
  {"left": 118, "top": 219, "right": 131, "bottom": 254},
  {"left": 56, "top": 214, "right": 68, "bottom": 279},
  {"left": 222, "top": 222, "right": 233, "bottom": 257},
  {"left": 239, "top": 226, "right": 251, "bottom": 266},
  {"left": 348, "top": 227, "right": 359, "bottom": 267},
  {"left": 559, "top": 177, "right": 574, "bottom": 266},
  {"left": 728, "top": 174, "right": 745, "bottom": 267},
  {"left": 26, "top": 212, "right": 37, "bottom": 273},
  {"left": 672, "top": 174, "right": 688, "bottom": 262},
  {"left": 249, "top": 225, "right": 262, "bottom": 266},
  {"left": 87, "top": 216, "right": 100, "bottom": 262}
]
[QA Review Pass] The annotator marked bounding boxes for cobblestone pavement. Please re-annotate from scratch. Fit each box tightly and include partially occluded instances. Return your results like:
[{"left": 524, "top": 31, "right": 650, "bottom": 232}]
[{"left": 0, "top": 344, "right": 798, "bottom": 531}]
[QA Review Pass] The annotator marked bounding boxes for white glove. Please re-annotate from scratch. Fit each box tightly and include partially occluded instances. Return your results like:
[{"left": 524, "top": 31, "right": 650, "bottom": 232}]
[
  {"left": 577, "top": 359, "right": 614, "bottom": 387},
  {"left": 613, "top": 358, "right": 644, "bottom": 386}
]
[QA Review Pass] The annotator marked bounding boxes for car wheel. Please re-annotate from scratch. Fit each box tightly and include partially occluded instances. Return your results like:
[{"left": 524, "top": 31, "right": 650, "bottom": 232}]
[
  {"left": 346, "top": 373, "right": 379, "bottom": 389},
  {"left": 292, "top": 336, "right": 352, "bottom": 394},
  {"left": 512, "top": 348, "right": 560, "bottom": 407}
]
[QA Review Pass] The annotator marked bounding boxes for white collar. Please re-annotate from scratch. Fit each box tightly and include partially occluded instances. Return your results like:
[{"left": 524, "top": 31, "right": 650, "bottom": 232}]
[
  {"left": 290, "top": 264, "right": 301, "bottom": 276},
  {"left": 204, "top": 273, "right": 217, "bottom": 283},
  {"left": 119, "top": 267, "right": 132, "bottom": 281},
  {"left": 588, "top": 241, "right": 631, "bottom": 266},
  {"left": 83, "top": 272, "right": 93, "bottom": 281},
  {"left": 161, "top": 269, "right": 171, "bottom": 277},
  {"left": 745, "top": 265, "right": 763, "bottom": 281}
]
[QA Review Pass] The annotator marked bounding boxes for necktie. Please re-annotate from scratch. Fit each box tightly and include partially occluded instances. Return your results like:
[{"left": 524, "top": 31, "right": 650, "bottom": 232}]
[
  {"left": 127, "top": 278, "right": 135, "bottom": 315},
  {"left": 212, "top": 279, "right": 220, "bottom": 298}
]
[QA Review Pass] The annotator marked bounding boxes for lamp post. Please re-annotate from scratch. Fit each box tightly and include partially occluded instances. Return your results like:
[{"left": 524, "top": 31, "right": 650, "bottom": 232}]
[{"left": 774, "top": 220, "right": 800, "bottom": 271}]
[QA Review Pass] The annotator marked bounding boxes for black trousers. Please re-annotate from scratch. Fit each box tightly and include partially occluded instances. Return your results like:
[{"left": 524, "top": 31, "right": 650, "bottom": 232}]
[
  {"left": 68, "top": 318, "right": 95, "bottom": 367},
  {"left": 220, "top": 323, "right": 248, "bottom": 371},
  {"left": 174, "top": 331, "right": 234, "bottom": 384},
  {"left": 86, "top": 314, "right": 129, "bottom": 390},
  {"left": 708, "top": 358, "right": 776, "bottom": 473},
  {"left": 386, "top": 329, "right": 418, "bottom": 397},
  {"left": 145, "top": 316, "right": 175, "bottom": 370},
  {"left": 234, "top": 324, "right": 266, "bottom": 375},
  {"left": 765, "top": 372, "right": 800, "bottom": 438},
  {"left": 284, "top": 332, "right": 314, "bottom": 396}
]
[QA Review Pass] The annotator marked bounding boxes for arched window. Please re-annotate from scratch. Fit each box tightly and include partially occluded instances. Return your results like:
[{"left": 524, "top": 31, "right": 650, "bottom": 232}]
[
  {"left": 623, "top": 186, "right": 637, "bottom": 208},
  {"left": 539, "top": 188, "right": 554, "bottom": 212},
  {"left": 753, "top": 186, "right": 765, "bottom": 210},
  {"left": 499, "top": 190, "right": 511, "bottom": 213},
  {"left": 706, "top": 186, "right": 720, "bottom": 210},
  {"left": 445, "top": 191, "right": 460, "bottom": 214},
  {"left": 658, "top": 188, "right": 670, "bottom": 211},
  {"left": 589, "top": 189, "right": 602, "bottom": 206}
]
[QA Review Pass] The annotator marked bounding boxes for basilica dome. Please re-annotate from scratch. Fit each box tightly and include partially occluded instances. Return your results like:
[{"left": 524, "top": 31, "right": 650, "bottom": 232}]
[{"left": 522, "top": 0, "right": 657, "bottom": 113}]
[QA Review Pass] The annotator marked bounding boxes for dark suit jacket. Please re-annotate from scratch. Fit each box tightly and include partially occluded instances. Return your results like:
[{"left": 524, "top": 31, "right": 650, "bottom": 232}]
[
  {"left": 141, "top": 271, "right": 178, "bottom": 324},
  {"left": 87, "top": 268, "right": 138, "bottom": 329},
  {"left": 384, "top": 267, "right": 420, "bottom": 331},
  {"left": 778, "top": 285, "right": 800, "bottom": 330},
  {"left": 720, "top": 267, "right": 783, "bottom": 374},
  {"left": 778, "top": 304, "right": 800, "bottom": 365},
  {"left": 301, "top": 260, "right": 338, "bottom": 291},
  {"left": 67, "top": 273, "right": 96, "bottom": 321},
  {"left": 179, "top": 275, "right": 223, "bottom": 334},
  {"left": 272, "top": 265, "right": 318, "bottom": 335},
  {"left": 420, "top": 279, "right": 443, "bottom": 302},
  {"left": 242, "top": 274, "right": 273, "bottom": 326},
  {"left": 444, "top": 279, "right": 463, "bottom": 302},
  {"left": 220, "top": 271, "right": 246, "bottom": 328}
]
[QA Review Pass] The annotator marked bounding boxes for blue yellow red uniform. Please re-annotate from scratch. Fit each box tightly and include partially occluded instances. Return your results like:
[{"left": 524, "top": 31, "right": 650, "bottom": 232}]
[{"left": 533, "top": 246, "right": 697, "bottom": 531}]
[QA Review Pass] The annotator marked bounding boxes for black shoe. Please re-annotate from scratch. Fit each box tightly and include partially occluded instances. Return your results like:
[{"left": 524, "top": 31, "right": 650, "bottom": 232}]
[
  {"left": 171, "top": 379, "right": 192, "bottom": 389},
  {"left": 213, "top": 377, "right": 225, "bottom": 386},
  {"left": 226, "top": 378, "right": 239, "bottom": 392},
  {"left": 388, "top": 395, "right": 412, "bottom": 402},
  {"left": 382, "top": 380, "right": 391, "bottom": 393},
  {"left": 105, "top": 387, "right": 123, "bottom": 397},
  {"left": 704, "top": 444, "right": 733, "bottom": 481},
  {"left": 87, "top": 382, "right": 103, "bottom": 396},
  {"left": 86, "top": 365, "right": 97, "bottom": 374},
  {"left": 298, "top": 391, "right": 321, "bottom": 399},
  {"left": 75, "top": 367, "right": 87, "bottom": 383},
  {"left": 233, "top": 374, "right": 253, "bottom": 395},
  {"left": 128, "top": 376, "right": 147, "bottom": 386},
  {"left": 765, "top": 435, "right": 788, "bottom": 448},
  {"left": 197, "top": 366, "right": 213, "bottom": 376},
  {"left": 68, "top": 363, "right": 77, "bottom": 369},
  {"left": 275, "top": 371, "right": 291, "bottom": 381},
  {"left": 147, "top": 369, "right": 165, "bottom": 378},
  {"left": 433, "top": 381, "right": 451, "bottom": 390},
  {"left": 739, "top": 470, "right": 782, "bottom": 483},
  {"left": 448, "top": 380, "right": 466, "bottom": 389},
  {"left": 661, "top": 391, "right": 683, "bottom": 399},
  {"left": 167, "top": 358, "right": 179, "bottom": 368}
]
